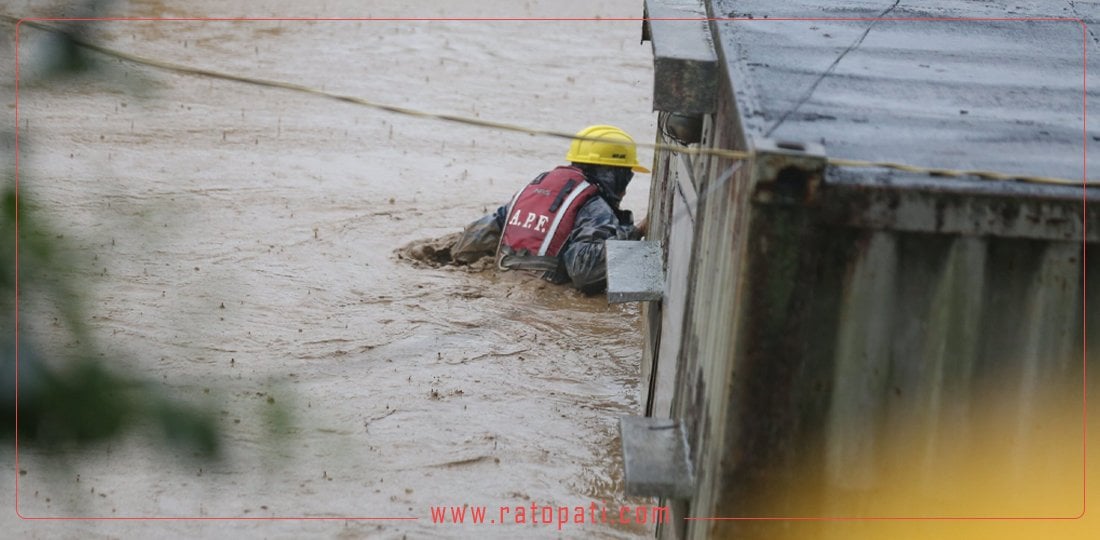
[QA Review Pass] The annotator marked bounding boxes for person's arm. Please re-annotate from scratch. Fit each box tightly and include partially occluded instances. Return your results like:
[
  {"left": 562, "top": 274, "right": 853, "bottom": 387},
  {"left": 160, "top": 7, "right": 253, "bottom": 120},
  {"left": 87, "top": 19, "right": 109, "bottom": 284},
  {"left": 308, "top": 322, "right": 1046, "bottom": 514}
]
[
  {"left": 451, "top": 205, "right": 508, "bottom": 264},
  {"left": 560, "top": 199, "right": 638, "bottom": 292}
]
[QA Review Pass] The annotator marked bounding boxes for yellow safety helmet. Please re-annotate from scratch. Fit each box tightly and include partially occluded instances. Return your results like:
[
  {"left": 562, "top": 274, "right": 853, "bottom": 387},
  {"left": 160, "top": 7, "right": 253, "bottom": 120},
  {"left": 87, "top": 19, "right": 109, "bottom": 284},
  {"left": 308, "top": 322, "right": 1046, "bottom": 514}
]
[{"left": 565, "top": 125, "right": 650, "bottom": 173}]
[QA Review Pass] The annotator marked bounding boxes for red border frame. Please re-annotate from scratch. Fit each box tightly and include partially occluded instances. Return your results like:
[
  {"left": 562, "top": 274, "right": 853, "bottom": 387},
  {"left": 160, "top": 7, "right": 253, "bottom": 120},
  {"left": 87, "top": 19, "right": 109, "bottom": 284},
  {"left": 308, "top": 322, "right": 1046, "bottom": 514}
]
[{"left": 12, "top": 14, "right": 1086, "bottom": 525}]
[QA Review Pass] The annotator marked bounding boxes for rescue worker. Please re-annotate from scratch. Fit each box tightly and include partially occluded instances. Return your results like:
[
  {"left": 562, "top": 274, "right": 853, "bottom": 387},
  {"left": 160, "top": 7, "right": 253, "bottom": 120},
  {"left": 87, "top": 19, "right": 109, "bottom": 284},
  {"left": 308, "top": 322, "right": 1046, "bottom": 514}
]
[{"left": 451, "top": 125, "right": 649, "bottom": 294}]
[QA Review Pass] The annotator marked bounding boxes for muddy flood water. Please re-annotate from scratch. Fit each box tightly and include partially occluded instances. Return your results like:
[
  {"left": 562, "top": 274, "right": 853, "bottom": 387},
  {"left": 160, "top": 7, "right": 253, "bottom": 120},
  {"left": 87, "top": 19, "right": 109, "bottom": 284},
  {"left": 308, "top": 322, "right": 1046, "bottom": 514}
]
[{"left": 3, "top": 1, "right": 659, "bottom": 538}]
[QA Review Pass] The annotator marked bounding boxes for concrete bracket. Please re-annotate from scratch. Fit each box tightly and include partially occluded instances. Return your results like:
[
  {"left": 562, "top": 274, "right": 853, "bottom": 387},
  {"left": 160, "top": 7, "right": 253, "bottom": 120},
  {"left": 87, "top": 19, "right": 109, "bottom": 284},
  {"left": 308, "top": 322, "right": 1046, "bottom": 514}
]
[
  {"left": 644, "top": 0, "right": 718, "bottom": 114},
  {"left": 606, "top": 240, "right": 664, "bottom": 303},
  {"left": 619, "top": 416, "right": 695, "bottom": 498},
  {"left": 750, "top": 137, "right": 828, "bottom": 205}
]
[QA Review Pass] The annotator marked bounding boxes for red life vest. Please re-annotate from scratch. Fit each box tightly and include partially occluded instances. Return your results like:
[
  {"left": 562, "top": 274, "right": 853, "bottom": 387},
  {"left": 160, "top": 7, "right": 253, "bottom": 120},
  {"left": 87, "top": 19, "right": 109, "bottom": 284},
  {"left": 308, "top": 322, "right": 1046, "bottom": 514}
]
[{"left": 497, "top": 166, "right": 599, "bottom": 271}]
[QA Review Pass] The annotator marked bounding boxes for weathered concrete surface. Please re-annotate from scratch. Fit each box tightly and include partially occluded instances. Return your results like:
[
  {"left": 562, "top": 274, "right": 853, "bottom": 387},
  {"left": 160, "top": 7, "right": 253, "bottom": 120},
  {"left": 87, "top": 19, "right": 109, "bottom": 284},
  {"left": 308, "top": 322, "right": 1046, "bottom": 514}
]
[
  {"left": 822, "top": 170, "right": 1100, "bottom": 240},
  {"left": 607, "top": 240, "right": 665, "bottom": 303},
  {"left": 712, "top": 0, "right": 1099, "bottom": 183},
  {"left": 619, "top": 416, "right": 693, "bottom": 498},
  {"left": 644, "top": 0, "right": 719, "bottom": 113},
  {"left": 640, "top": 2, "right": 1100, "bottom": 539}
]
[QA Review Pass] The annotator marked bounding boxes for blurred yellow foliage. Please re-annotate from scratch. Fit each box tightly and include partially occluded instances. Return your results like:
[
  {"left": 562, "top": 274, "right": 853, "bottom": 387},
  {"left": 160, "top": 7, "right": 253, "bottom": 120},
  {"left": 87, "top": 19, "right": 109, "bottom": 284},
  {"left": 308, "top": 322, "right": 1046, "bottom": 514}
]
[{"left": 744, "top": 381, "right": 1095, "bottom": 539}]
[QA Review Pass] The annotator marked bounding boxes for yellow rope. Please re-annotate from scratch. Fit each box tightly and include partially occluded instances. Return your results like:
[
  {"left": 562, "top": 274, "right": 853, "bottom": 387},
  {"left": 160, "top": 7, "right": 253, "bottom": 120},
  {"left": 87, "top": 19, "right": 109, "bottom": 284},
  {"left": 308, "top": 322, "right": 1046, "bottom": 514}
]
[{"left": 7, "top": 16, "right": 1087, "bottom": 187}]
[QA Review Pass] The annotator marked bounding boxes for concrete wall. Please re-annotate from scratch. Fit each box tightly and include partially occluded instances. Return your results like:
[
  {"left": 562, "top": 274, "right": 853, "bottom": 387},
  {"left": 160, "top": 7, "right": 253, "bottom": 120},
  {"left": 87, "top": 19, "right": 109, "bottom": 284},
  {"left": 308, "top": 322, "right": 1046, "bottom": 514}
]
[
  {"left": 645, "top": 130, "right": 1097, "bottom": 540},
  {"left": 641, "top": 2, "right": 1099, "bottom": 537}
]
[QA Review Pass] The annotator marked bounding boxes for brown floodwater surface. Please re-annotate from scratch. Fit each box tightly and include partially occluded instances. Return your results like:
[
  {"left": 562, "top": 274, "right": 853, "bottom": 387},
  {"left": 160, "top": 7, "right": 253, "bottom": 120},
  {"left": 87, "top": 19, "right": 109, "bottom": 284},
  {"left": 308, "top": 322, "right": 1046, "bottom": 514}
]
[{"left": 4, "top": 2, "right": 658, "bottom": 538}]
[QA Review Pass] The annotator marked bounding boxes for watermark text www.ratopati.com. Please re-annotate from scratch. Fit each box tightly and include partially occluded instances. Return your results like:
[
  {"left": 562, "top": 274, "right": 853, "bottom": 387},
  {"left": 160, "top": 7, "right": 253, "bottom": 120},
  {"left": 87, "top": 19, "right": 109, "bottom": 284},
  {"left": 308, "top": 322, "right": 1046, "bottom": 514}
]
[{"left": 429, "top": 501, "right": 670, "bottom": 530}]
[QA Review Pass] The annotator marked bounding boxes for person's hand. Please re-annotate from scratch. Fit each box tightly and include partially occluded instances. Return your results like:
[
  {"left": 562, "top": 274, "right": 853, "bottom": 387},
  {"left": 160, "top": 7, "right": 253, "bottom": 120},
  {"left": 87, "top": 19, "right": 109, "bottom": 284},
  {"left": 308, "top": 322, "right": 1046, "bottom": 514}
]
[{"left": 635, "top": 216, "right": 648, "bottom": 238}]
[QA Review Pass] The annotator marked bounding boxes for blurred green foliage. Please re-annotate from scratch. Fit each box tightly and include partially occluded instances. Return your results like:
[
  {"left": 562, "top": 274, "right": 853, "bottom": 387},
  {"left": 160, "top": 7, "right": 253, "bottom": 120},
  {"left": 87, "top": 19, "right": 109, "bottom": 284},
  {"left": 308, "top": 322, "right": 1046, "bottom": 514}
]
[
  {"left": 2, "top": 15, "right": 221, "bottom": 458},
  {"left": 2, "top": 186, "right": 220, "bottom": 456}
]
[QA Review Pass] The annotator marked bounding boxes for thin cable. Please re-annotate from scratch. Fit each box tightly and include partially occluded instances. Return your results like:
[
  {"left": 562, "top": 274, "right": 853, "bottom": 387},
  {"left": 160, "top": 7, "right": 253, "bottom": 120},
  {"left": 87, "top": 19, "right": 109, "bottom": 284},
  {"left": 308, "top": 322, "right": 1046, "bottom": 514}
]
[{"left": 5, "top": 15, "right": 1085, "bottom": 186}]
